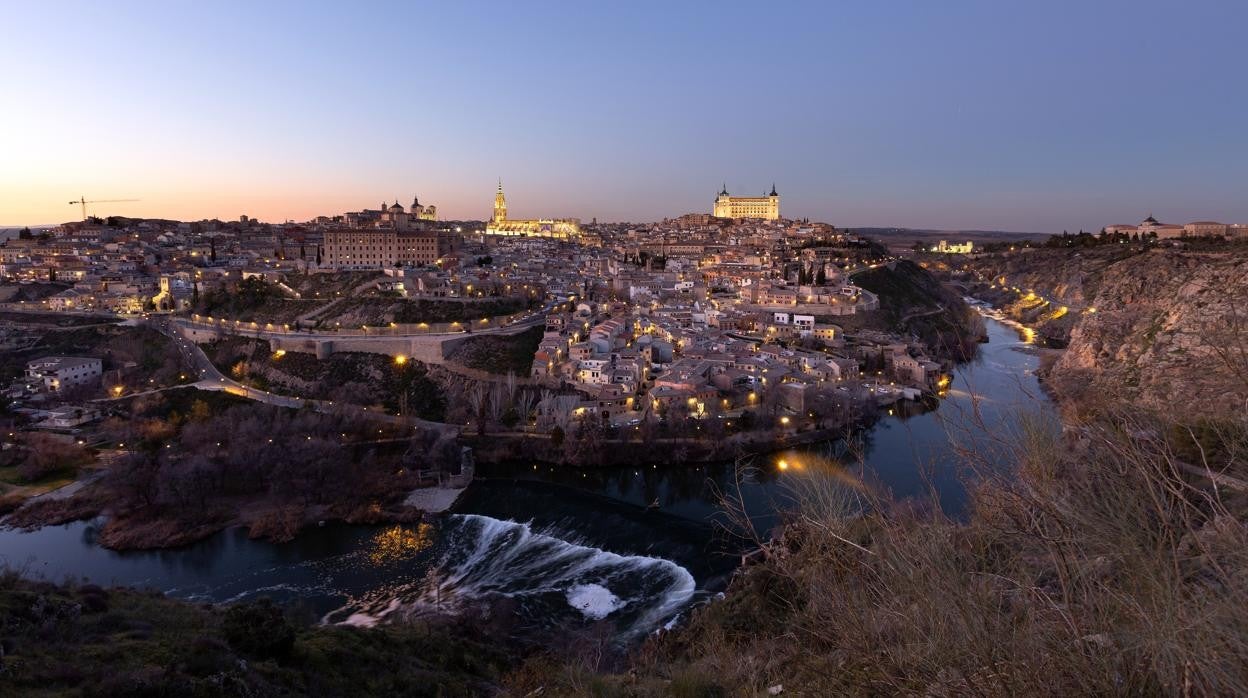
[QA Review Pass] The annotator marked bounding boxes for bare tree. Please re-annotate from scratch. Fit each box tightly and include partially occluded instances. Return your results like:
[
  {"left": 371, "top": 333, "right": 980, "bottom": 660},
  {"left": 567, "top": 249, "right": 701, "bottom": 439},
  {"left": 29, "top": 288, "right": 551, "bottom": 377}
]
[{"left": 465, "top": 381, "right": 489, "bottom": 436}]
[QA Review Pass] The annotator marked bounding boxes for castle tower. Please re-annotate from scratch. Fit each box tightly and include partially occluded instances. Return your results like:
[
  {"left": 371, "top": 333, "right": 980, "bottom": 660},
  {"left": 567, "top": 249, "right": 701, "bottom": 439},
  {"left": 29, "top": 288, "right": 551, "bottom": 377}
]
[
  {"left": 713, "top": 183, "right": 731, "bottom": 218},
  {"left": 768, "top": 183, "right": 780, "bottom": 219},
  {"left": 492, "top": 180, "right": 507, "bottom": 224}
]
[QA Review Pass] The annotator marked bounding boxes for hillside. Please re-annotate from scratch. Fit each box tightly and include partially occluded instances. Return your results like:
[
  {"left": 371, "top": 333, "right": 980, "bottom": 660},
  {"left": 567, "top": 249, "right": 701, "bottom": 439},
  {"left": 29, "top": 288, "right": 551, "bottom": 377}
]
[
  {"left": 960, "top": 246, "right": 1248, "bottom": 417},
  {"left": 851, "top": 259, "right": 986, "bottom": 359},
  {"left": 0, "top": 572, "right": 509, "bottom": 697}
]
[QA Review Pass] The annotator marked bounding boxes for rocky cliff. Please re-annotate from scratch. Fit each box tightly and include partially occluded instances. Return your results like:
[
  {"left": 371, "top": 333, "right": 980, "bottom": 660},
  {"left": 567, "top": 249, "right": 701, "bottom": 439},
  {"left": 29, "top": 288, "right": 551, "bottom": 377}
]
[{"left": 963, "top": 247, "right": 1248, "bottom": 417}]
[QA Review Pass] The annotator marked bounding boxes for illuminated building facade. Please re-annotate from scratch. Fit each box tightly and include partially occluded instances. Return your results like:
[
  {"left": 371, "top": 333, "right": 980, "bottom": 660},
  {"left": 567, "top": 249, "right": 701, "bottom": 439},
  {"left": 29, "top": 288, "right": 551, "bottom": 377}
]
[
  {"left": 484, "top": 181, "right": 580, "bottom": 238},
  {"left": 931, "top": 240, "right": 973, "bottom": 254},
  {"left": 713, "top": 183, "right": 780, "bottom": 220},
  {"left": 343, "top": 195, "right": 437, "bottom": 229},
  {"left": 322, "top": 228, "right": 455, "bottom": 269}
]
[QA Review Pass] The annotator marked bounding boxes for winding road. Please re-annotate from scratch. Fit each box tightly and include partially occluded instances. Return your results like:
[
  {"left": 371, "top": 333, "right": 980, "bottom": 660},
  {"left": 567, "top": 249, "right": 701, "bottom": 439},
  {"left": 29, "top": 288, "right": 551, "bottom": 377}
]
[{"left": 151, "top": 317, "right": 458, "bottom": 435}]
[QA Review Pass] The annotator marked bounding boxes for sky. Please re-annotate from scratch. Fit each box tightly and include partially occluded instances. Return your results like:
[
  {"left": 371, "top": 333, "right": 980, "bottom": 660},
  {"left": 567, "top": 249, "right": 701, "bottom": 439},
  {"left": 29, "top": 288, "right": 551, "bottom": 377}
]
[{"left": 2, "top": 0, "right": 1245, "bottom": 232}]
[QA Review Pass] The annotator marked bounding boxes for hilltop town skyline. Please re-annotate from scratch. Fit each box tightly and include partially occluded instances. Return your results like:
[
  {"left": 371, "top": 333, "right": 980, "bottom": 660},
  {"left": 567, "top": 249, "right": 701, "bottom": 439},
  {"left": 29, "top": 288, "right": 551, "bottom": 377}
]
[
  {"left": 5, "top": 180, "right": 1244, "bottom": 239},
  {"left": 4, "top": 2, "right": 1247, "bottom": 231}
]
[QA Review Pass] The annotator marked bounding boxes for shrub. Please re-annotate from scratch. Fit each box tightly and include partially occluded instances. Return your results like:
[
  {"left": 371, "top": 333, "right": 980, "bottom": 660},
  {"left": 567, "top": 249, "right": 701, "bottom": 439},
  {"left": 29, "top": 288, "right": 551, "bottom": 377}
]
[{"left": 222, "top": 599, "right": 295, "bottom": 660}]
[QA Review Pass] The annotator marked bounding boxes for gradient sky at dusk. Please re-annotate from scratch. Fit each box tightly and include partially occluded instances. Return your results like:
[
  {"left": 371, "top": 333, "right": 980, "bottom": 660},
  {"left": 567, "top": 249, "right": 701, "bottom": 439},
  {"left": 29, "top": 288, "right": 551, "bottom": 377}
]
[{"left": 2, "top": 0, "right": 1245, "bottom": 232}]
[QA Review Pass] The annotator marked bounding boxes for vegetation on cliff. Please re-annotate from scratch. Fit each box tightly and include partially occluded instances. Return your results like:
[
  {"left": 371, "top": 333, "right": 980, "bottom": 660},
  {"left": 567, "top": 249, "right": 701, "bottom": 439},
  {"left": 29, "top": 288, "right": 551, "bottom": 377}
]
[
  {"left": 447, "top": 325, "right": 544, "bottom": 375},
  {"left": 0, "top": 571, "right": 509, "bottom": 697},
  {"left": 958, "top": 246, "right": 1248, "bottom": 418},
  {"left": 204, "top": 339, "right": 447, "bottom": 420},
  {"left": 6, "top": 388, "right": 459, "bottom": 550},
  {"left": 193, "top": 277, "right": 318, "bottom": 324},
  {"left": 852, "top": 260, "right": 985, "bottom": 359}
]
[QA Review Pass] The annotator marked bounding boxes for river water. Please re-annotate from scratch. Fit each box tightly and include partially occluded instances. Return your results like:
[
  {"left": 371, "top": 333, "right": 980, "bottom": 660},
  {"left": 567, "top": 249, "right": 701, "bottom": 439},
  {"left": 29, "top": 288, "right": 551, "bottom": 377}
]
[{"left": 0, "top": 317, "right": 1054, "bottom": 639}]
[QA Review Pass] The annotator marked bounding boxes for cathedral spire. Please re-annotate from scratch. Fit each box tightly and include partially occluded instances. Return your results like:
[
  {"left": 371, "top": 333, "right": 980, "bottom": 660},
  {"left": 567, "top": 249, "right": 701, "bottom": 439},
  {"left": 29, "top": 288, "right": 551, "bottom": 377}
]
[{"left": 493, "top": 180, "right": 507, "bottom": 224}]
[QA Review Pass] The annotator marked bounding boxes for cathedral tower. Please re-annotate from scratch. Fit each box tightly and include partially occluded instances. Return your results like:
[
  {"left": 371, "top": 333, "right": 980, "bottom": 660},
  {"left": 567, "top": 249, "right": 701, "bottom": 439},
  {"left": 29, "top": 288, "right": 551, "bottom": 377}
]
[{"left": 492, "top": 180, "right": 508, "bottom": 224}]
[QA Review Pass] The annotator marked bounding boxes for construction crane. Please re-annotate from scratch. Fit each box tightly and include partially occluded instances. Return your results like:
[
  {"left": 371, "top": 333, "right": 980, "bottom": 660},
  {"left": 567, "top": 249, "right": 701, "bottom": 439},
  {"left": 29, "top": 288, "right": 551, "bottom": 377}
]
[{"left": 68, "top": 196, "right": 139, "bottom": 220}]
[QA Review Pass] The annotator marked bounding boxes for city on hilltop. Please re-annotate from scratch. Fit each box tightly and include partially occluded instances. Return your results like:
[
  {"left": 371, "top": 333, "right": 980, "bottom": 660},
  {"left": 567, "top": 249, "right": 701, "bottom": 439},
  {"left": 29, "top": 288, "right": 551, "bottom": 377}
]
[{"left": 4, "top": 2, "right": 1248, "bottom": 695}]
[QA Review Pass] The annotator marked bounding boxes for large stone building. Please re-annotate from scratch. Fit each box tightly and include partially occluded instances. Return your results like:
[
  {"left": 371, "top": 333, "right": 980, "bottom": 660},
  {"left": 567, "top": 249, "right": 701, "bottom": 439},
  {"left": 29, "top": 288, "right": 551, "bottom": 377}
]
[
  {"left": 321, "top": 229, "right": 455, "bottom": 270},
  {"left": 1106, "top": 215, "right": 1248, "bottom": 240},
  {"left": 484, "top": 181, "right": 580, "bottom": 238},
  {"left": 343, "top": 195, "right": 437, "bottom": 229},
  {"left": 713, "top": 184, "right": 780, "bottom": 220}
]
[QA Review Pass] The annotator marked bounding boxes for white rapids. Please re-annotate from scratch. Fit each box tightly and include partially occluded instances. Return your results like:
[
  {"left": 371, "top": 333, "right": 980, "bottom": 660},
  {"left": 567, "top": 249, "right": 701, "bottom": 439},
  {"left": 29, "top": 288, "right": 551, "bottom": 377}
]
[{"left": 330, "top": 514, "right": 697, "bottom": 638}]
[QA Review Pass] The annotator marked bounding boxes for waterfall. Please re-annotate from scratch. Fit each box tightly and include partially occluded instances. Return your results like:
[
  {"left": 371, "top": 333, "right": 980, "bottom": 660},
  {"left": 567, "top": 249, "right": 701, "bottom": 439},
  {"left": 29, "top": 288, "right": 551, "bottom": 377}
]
[{"left": 329, "top": 514, "right": 697, "bottom": 639}]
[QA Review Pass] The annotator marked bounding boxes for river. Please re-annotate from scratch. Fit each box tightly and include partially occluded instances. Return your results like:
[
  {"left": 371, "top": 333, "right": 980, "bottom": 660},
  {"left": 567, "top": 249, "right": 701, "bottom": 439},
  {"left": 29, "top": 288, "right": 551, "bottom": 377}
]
[{"left": 0, "top": 316, "right": 1054, "bottom": 639}]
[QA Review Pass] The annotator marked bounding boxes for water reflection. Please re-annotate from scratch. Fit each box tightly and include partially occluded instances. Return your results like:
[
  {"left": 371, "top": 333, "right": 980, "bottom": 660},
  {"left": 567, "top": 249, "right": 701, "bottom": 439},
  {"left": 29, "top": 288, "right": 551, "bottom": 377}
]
[
  {"left": 366, "top": 524, "right": 434, "bottom": 566},
  {"left": 477, "top": 316, "right": 1055, "bottom": 530}
]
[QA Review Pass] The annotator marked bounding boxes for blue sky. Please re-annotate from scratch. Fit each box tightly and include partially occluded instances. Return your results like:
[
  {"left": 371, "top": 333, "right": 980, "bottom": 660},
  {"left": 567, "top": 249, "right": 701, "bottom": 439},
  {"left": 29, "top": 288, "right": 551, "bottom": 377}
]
[{"left": 2, "top": 0, "right": 1245, "bottom": 231}]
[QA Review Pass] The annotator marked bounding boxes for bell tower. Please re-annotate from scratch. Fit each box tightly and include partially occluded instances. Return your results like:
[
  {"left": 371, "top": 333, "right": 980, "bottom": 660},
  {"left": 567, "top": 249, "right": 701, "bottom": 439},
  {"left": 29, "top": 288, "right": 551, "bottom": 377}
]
[{"left": 492, "top": 180, "right": 507, "bottom": 224}]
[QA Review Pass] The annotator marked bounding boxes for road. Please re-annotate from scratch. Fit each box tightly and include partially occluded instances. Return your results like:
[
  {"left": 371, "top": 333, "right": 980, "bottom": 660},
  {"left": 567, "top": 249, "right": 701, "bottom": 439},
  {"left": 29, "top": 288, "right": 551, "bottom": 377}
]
[
  {"left": 899, "top": 304, "right": 945, "bottom": 323},
  {"left": 152, "top": 317, "right": 457, "bottom": 435},
  {"left": 174, "top": 304, "right": 550, "bottom": 342}
]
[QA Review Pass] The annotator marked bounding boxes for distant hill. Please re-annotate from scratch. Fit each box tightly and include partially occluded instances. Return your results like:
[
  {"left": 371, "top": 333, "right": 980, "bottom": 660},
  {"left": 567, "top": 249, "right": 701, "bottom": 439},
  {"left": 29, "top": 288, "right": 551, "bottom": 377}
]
[{"left": 856, "top": 227, "right": 1047, "bottom": 241}]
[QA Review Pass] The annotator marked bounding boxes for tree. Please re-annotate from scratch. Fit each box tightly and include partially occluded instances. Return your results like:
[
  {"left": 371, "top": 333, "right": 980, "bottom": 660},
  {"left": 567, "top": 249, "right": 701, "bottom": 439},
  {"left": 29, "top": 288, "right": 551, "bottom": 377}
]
[
  {"left": 465, "top": 382, "right": 489, "bottom": 436},
  {"left": 188, "top": 399, "right": 212, "bottom": 423},
  {"left": 816, "top": 265, "right": 827, "bottom": 286},
  {"left": 18, "top": 226, "right": 31, "bottom": 240},
  {"left": 210, "top": 238, "right": 217, "bottom": 263},
  {"left": 161, "top": 453, "right": 217, "bottom": 512},
  {"left": 501, "top": 407, "right": 520, "bottom": 429},
  {"left": 18, "top": 433, "right": 89, "bottom": 482},
  {"left": 110, "top": 451, "right": 161, "bottom": 508},
  {"left": 550, "top": 425, "right": 565, "bottom": 447},
  {"left": 739, "top": 409, "right": 757, "bottom": 431}
]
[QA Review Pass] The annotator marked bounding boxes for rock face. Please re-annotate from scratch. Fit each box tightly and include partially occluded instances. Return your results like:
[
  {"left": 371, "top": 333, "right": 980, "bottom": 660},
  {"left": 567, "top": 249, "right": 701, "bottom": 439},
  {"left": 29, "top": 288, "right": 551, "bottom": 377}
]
[{"left": 971, "top": 248, "right": 1248, "bottom": 417}]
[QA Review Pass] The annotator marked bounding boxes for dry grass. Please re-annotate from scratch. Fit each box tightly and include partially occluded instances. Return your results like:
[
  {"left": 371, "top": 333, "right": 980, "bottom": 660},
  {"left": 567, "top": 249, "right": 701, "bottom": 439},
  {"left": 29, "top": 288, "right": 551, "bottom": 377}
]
[{"left": 513, "top": 408, "right": 1248, "bottom": 697}]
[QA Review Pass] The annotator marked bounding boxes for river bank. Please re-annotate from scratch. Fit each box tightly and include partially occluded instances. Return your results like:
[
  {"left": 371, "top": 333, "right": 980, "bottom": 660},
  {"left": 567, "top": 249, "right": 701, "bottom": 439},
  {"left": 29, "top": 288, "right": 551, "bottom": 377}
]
[{"left": 4, "top": 481, "right": 434, "bottom": 551}]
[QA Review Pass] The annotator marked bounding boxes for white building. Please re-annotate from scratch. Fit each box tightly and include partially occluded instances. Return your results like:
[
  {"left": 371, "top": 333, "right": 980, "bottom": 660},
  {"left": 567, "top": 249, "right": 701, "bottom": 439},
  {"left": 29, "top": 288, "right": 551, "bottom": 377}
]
[{"left": 25, "top": 356, "right": 103, "bottom": 393}]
